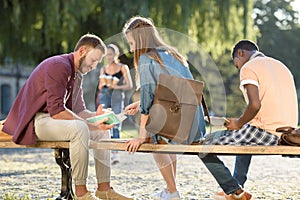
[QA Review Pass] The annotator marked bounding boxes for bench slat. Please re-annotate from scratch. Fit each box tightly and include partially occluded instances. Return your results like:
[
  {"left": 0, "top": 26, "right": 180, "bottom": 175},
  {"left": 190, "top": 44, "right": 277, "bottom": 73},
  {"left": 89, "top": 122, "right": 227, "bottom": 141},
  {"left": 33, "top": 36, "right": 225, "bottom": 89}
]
[
  {"left": 1, "top": 139, "right": 300, "bottom": 155},
  {"left": 0, "top": 125, "right": 12, "bottom": 142},
  {"left": 0, "top": 141, "right": 69, "bottom": 148},
  {"left": 90, "top": 141, "right": 300, "bottom": 155}
]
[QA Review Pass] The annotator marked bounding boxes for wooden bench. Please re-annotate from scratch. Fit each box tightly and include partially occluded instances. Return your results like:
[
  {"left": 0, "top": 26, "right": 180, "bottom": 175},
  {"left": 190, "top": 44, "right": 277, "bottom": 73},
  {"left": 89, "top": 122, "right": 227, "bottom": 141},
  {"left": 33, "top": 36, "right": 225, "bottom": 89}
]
[{"left": 1, "top": 121, "right": 300, "bottom": 200}]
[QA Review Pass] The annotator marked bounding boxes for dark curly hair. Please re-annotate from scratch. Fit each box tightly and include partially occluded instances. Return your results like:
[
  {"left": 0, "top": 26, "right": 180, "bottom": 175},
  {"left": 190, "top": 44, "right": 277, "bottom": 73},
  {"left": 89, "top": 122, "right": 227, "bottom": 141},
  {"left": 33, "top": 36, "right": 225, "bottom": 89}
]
[{"left": 232, "top": 40, "right": 259, "bottom": 59}]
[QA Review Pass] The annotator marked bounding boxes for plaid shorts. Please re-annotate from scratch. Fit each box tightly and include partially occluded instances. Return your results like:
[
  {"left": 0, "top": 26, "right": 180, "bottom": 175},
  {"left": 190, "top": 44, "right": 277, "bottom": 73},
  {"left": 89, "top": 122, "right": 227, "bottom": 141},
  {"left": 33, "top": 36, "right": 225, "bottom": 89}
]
[{"left": 205, "top": 124, "right": 279, "bottom": 146}]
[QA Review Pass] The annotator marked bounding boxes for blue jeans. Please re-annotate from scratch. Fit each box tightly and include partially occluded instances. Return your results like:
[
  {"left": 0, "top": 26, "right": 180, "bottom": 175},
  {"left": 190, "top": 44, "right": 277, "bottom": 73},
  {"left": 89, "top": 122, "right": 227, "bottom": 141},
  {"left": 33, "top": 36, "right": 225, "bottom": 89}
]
[
  {"left": 203, "top": 125, "right": 278, "bottom": 189},
  {"left": 199, "top": 154, "right": 241, "bottom": 194},
  {"left": 97, "top": 87, "right": 124, "bottom": 138},
  {"left": 233, "top": 155, "right": 252, "bottom": 187},
  {"left": 202, "top": 131, "right": 252, "bottom": 188},
  {"left": 199, "top": 155, "right": 251, "bottom": 193}
]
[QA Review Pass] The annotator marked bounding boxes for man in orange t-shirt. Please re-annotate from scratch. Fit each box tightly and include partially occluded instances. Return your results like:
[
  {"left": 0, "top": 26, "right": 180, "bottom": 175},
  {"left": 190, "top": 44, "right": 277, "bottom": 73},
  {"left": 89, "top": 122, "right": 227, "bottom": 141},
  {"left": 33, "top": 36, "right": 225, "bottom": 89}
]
[{"left": 210, "top": 39, "right": 298, "bottom": 199}]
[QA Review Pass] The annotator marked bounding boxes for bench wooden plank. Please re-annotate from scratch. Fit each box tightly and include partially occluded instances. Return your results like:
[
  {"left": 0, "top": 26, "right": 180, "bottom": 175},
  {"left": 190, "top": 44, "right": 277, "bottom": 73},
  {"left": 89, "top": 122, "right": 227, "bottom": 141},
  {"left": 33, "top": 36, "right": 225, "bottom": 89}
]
[
  {"left": 1, "top": 139, "right": 300, "bottom": 155},
  {"left": 90, "top": 141, "right": 300, "bottom": 155},
  {"left": 0, "top": 128, "right": 12, "bottom": 142},
  {"left": 0, "top": 141, "right": 69, "bottom": 148}
]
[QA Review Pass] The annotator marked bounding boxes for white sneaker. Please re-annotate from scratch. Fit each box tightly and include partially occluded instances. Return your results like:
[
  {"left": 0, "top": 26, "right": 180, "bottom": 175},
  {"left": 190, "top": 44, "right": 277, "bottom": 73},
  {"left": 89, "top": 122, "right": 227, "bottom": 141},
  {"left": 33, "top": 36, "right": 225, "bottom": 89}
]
[
  {"left": 152, "top": 189, "right": 168, "bottom": 199},
  {"left": 162, "top": 191, "right": 181, "bottom": 200}
]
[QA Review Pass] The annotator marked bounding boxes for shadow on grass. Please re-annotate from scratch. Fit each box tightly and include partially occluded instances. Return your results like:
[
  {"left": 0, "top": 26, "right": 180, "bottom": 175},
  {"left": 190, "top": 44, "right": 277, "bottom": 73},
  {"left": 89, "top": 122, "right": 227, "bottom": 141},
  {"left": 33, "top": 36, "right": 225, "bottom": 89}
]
[
  {"left": 0, "top": 169, "right": 41, "bottom": 178},
  {"left": 0, "top": 148, "right": 52, "bottom": 156}
]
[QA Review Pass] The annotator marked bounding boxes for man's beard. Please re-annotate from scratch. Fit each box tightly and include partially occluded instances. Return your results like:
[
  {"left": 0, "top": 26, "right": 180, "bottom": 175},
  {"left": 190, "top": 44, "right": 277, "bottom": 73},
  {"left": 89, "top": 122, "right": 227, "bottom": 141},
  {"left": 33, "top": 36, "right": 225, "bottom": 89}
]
[{"left": 78, "top": 56, "right": 87, "bottom": 75}]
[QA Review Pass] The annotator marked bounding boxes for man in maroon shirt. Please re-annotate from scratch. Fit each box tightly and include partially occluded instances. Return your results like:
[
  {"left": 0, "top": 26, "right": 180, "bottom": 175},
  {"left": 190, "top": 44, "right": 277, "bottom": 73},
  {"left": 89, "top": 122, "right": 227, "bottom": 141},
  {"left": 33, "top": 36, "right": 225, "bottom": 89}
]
[{"left": 3, "top": 34, "right": 132, "bottom": 200}]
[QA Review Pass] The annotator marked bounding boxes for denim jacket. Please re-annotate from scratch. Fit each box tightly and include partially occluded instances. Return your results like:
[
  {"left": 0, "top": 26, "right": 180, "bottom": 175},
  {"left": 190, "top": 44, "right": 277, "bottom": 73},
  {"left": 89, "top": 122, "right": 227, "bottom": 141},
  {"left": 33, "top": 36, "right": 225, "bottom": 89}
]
[{"left": 138, "top": 47, "right": 206, "bottom": 144}]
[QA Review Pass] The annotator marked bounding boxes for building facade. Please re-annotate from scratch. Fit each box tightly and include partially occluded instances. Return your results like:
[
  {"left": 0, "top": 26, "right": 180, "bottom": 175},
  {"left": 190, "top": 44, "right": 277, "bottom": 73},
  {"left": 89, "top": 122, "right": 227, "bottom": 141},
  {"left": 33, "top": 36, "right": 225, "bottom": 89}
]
[{"left": 0, "top": 64, "right": 31, "bottom": 120}]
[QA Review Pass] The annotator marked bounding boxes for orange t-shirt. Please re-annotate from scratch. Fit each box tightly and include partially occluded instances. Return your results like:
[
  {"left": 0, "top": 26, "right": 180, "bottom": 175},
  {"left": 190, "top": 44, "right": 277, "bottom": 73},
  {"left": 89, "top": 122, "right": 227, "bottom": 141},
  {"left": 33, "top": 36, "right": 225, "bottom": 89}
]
[{"left": 240, "top": 56, "right": 298, "bottom": 136}]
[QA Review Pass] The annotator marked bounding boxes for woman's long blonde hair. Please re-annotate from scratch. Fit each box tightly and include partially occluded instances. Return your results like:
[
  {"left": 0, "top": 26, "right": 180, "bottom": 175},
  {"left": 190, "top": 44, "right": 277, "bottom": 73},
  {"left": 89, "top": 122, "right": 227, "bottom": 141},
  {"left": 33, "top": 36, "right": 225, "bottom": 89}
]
[{"left": 122, "top": 16, "right": 187, "bottom": 71}]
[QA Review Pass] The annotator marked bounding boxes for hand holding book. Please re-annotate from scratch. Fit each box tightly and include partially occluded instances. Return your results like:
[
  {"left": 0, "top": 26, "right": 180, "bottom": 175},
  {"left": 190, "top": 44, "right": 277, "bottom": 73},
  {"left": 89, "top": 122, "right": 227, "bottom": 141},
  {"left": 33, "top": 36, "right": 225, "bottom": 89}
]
[{"left": 87, "top": 111, "right": 127, "bottom": 125}]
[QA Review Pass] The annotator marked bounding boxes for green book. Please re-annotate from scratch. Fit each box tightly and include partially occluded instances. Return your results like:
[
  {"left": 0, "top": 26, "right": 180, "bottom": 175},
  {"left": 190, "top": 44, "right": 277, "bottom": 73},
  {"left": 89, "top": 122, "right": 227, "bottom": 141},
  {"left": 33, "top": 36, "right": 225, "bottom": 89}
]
[{"left": 87, "top": 112, "right": 121, "bottom": 125}]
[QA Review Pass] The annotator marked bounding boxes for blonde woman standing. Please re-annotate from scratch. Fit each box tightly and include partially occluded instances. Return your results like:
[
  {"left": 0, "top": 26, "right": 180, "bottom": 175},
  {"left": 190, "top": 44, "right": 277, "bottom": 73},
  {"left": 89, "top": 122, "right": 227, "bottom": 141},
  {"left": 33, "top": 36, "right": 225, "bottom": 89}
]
[{"left": 123, "top": 16, "right": 206, "bottom": 200}]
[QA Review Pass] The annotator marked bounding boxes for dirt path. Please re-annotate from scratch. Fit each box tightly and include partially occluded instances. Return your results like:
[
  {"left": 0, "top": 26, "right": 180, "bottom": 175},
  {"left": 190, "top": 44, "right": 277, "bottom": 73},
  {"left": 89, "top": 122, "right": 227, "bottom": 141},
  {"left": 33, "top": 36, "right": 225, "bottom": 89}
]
[{"left": 1, "top": 148, "right": 300, "bottom": 199}]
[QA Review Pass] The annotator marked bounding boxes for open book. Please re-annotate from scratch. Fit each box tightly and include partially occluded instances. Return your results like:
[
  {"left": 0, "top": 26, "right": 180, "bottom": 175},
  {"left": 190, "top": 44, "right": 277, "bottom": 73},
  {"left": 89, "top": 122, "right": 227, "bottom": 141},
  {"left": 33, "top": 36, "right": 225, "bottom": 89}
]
[
  {"left": 205, "top": 116, "right": 229, "bottom": 126},
  {"left": 98, "top": 139, "right": 129, "bottom": 143},
  {"left": 87, "top": 112, "right": 127, "bottom": 125}
]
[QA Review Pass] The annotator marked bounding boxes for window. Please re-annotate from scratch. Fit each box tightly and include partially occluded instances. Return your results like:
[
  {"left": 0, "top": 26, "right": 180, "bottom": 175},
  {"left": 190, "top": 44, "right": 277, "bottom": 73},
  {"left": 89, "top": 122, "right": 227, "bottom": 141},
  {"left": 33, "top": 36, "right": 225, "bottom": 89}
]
[{"left": 1, "top": 84, "right": 12, "bottom": 115}]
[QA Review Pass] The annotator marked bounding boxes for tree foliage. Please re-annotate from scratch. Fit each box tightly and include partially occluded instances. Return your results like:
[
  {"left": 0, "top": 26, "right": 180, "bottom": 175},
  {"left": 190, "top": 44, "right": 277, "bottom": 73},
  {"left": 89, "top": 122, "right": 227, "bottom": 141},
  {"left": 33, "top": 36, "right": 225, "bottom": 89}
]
[
  {"left": 254, "top": 0, "right": 300, "bottom": 88},
  {"left": 0, "top": 0, "right": 254, "bottom": 65}
]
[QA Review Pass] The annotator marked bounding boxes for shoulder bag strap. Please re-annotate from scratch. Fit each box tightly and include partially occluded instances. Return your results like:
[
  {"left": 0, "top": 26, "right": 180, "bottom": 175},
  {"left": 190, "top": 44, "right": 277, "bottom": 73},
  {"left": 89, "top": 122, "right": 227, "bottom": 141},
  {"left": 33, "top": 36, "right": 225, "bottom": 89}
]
[{"left": 201, "top": 95, "right": 210, "bottom": 123}]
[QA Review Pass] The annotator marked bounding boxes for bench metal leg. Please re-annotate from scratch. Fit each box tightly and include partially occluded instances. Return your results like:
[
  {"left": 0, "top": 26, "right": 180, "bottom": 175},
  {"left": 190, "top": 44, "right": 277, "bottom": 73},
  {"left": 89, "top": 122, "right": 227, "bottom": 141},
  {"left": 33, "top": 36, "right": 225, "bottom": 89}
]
[{"left": 54, "top": 148, "right": 74, "bottom": 200}]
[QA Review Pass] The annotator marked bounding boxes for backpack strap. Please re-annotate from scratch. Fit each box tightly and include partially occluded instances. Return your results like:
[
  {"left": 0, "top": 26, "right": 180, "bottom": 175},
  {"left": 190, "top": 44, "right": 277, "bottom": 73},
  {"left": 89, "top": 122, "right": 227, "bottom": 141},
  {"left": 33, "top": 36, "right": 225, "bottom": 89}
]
[{"left": 201, "top": 95, "right": 210, "bottom": 123}]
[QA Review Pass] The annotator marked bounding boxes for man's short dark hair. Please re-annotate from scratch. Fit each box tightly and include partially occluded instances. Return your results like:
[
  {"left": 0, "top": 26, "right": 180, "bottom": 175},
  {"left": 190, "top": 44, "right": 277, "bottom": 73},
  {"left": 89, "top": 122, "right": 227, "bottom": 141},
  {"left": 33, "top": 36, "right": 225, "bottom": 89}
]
[
  {"left": 74, "top": 33, "right": 106, "bottom": 54},
  {"left": 231, "top": 40, "right": 259, "bottom": 59}
]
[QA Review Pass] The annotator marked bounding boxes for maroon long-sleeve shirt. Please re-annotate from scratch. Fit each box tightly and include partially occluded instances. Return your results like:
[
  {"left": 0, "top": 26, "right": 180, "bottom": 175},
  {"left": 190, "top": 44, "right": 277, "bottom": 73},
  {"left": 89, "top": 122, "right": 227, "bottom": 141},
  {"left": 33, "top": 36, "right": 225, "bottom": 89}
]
[{"left": 3, "top": 53, "right": 86, "bottom": 145}]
